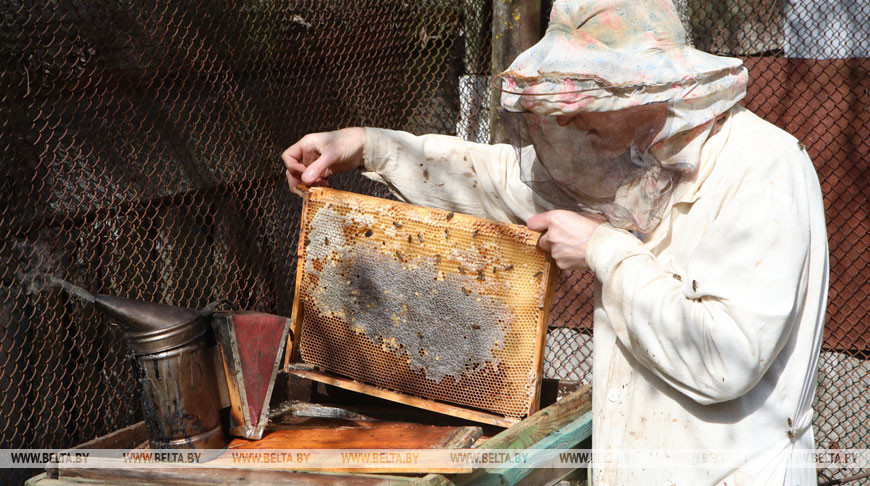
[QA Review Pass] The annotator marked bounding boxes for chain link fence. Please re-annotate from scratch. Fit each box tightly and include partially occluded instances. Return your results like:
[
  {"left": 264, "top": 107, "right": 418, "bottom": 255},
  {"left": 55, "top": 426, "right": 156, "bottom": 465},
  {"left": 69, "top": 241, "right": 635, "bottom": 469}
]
[{"left": 0, "top": 1, "right": 866, "bottom": 485}]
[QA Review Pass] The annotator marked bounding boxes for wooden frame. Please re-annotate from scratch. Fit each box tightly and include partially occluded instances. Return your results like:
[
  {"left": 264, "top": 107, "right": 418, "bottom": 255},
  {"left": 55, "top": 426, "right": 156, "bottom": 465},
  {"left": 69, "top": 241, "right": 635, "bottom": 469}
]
[
  {"left": 285, "top": 364, "right": 520, "bottom": 428},
  {"left": 284, "top": 187, "right": 560, "bottom": 427}
]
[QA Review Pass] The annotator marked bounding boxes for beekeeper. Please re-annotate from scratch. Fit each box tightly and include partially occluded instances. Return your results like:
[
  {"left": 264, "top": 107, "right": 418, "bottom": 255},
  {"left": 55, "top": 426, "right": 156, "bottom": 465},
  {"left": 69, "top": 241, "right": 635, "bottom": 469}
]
[{"left": 282, "top": 0, "right": 828, "bottom": 484}]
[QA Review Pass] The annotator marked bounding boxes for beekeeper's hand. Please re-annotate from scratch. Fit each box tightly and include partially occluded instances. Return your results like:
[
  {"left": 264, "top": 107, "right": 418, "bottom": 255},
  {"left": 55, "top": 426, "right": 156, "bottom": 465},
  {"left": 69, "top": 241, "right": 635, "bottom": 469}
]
[
  {"left": 527, "top": 210, "right": 606, "bottom": 271},
  {"left": 282, "top": 128, "right": 367, "bottom": 196}
]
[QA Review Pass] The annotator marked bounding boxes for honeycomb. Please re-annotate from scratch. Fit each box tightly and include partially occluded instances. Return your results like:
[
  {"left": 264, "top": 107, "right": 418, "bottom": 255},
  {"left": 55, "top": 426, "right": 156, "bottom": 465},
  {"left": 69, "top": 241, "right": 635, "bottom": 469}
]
[{"left": 293, "top": 187, "right": 556, "bottom": 420}]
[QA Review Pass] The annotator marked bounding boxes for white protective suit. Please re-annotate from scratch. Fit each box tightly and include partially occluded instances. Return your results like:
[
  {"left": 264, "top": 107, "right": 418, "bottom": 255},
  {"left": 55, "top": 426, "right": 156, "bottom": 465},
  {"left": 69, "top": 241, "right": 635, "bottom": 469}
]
[
  {"left": 361, "top": 110, "right": 827, "bottom": 485},
  {"left": 358, "top": 1, "right": 828, "bottom": 484}
]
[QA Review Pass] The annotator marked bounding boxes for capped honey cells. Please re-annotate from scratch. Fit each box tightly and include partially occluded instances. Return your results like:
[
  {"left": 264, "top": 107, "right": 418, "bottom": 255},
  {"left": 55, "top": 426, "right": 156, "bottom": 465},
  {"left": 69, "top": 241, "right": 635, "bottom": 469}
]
[{"left": 293, "top": 187, "right": 557, "bottom": 420}]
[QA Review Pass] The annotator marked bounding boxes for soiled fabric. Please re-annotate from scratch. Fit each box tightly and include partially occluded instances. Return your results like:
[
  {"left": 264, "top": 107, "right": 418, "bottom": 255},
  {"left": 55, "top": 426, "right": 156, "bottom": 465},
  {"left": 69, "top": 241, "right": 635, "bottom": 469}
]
[
  {"left": 497, "top": 0, "right": 749, "bottom": 233},
  {"left": 360, "top": 105, "right": 828, "bottom": 485}
]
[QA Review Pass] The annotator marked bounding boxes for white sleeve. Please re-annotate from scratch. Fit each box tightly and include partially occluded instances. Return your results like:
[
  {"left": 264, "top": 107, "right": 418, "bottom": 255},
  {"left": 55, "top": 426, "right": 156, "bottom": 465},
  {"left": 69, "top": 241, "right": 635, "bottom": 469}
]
[
  {"left": 585, "top": 153, "right": 814, "bottom": 405},
  {"left": 361, "top": 127, "right": 550, "bottom": 224}
]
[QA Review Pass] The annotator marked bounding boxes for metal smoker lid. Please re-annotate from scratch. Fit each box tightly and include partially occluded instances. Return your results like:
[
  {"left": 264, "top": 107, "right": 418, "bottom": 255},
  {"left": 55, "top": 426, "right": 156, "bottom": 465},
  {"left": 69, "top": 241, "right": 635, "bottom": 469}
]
[{"left": 93, "top": 294, "right": 205, "bottom": 354}]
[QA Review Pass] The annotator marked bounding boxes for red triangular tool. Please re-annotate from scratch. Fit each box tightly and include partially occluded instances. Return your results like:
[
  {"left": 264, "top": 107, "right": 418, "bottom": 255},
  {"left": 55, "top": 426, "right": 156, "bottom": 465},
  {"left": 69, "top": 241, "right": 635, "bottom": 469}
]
[{"left": 213, "top": 311, "right": 290, "bottom": 440}]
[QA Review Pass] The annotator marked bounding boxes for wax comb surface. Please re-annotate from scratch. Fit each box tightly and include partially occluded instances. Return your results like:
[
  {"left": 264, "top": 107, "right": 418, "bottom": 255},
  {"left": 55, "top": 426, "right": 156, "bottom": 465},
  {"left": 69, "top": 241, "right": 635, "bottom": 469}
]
[{"left": 290, "top": 187, "right": 557, "bottom": 421}]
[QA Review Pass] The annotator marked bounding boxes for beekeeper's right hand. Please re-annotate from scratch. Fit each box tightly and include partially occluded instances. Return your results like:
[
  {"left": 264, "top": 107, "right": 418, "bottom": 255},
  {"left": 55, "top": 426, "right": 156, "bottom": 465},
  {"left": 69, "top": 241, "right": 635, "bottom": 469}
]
[{"left": 282, "top": 127, "right": 367, "bottom": 196}]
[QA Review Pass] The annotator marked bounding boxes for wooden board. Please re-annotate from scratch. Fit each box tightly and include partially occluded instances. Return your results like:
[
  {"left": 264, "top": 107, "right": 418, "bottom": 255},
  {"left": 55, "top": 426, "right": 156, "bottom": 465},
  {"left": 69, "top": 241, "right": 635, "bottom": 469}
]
[
  {"left": 422, "top": 385, "right": 593, "bottom": 486},
  {"left": 45, "top": 421, "right": 481, "bottom": 482},
  {"left": 45, "top": 422, "right": 149, "bottom": 479},
  {"left": 227, "top": 422, "right": 481, "bottom": 450},
  {"left": 287, "top": 366, "right": 520, "bottom": 428},
  {"left": 40, "top": 469, "right": 427, "bottom": 486}
]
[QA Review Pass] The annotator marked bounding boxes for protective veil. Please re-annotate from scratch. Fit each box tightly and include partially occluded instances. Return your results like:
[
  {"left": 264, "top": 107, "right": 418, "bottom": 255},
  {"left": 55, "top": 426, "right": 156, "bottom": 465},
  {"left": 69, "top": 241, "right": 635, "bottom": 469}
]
[{"left": 496, "top": 0, "right": 749, "bottom": 232}]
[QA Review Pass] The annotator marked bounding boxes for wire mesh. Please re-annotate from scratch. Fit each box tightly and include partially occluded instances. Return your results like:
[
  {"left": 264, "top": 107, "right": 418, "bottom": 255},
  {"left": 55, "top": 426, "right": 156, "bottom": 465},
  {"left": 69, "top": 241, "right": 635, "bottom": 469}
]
[
  {"left": 0, "top": 1, "right": 866, "bottom": 485},
  {"left": 0, "top": 2, "right": 489, "bottom": 483}
]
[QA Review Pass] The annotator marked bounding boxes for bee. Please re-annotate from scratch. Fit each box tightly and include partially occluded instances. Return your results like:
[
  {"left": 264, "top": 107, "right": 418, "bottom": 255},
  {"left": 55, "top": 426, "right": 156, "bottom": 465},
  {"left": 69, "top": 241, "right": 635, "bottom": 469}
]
[
  {"left": 445, "top": 229, "right": 450, "bottom": 239},
  {"left": 324, "top": 237, "right": 329, "bottom": 246},
  {"left": 364, "top": 229, "right": 373, "bottom": 237},
  {"left": 407, "top": 235, "right": 412, "bottom": 243},
  {"left": 477, "top": 270, "right": 485, "bottom": 281},
  {"left": 393, "top": 221, "right": 402, "bottom": 228},
  {"left": 446, "top": 211, "right": 455, "bottom": 221},
  {"left": 533, "top": 271, "right": 543, "bottom": 278},
  {"left": 471, "top": 229, "right": 479, "bottom": 238},
  {"left": 417, "top": 233, "right": 423, "bottom": 242},
  {"left": 692, "top": 280, "right": 698, "bottom": 292},
  {"left": 458, "top": 266, "right": 465, "bottom": 274},
  {"left": 395, "top": 251, "right": 403, "bottom": 262}
]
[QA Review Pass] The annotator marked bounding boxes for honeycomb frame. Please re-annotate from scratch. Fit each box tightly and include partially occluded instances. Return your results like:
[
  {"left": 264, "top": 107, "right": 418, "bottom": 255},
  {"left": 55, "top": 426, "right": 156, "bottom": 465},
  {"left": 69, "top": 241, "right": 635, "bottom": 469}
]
[{"left": 286, "top": 187, "right": 558, "bottom": 424}]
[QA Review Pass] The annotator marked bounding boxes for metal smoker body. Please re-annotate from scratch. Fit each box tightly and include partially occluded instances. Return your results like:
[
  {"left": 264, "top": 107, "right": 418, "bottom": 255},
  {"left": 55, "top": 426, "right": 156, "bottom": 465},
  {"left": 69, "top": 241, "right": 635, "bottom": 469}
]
[{"left": 94, "top": 294, "right": 227, "bottom": 453}]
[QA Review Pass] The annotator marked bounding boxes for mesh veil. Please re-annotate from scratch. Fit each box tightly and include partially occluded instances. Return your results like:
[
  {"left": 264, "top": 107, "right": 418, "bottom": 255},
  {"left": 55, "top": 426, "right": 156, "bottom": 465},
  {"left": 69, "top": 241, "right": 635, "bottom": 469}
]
[{"left": 502, "top": 108, "right": 685, "bottom": 233}]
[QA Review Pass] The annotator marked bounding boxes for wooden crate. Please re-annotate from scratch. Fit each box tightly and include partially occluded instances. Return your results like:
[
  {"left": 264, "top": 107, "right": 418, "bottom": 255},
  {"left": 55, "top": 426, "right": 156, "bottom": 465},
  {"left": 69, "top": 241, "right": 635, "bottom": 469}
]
[{"left": 28, "top": 386, "right": 592, "bottom": 486}]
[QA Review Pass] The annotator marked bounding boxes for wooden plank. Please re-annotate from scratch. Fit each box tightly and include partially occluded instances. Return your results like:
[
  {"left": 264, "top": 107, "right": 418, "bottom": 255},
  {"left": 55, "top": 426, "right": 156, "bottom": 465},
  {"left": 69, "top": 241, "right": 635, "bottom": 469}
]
[
  {"left": 414, "top": 475, "right": 453, "bottom": 486},
  {"left": 528, "top": 263, "right": 560, "bottom": 416},
  {"left": 272, "top": 401, "right": 380, "bottom": 422},
  {"left": 440, "top": 427, "right": 484, "bottom": 450},
  {"left": 70, "top": 421, "right": 149, "bottom": 450},
  {"left": 447, "top": 386, "right": 593, "bottom": 486},
  {"left": 54, "top": 422, "right": 480, "bottom": 482},
  {"left": 509, "top": 411, "right": 593, "bottom": 486},
  {"left": 418, "top": 392, "right": 592, "bottom": 486},
  {"left": 286, "top": 187, "right": 312, "bottom": 369},
  {"left": 46, "top": 422, "right": 149, "bottom": 479},
  {"left": 26, "top": 473, "right": 77, "bottom": 486},
  {"left": 58, "top": 467, "right": 423, "bottom": 486},
  {"left": 473, "top": 385, "right": 591, "bottom": 450},
  {"left": 226, "top": 422, "right": 481, "bottom": 450},
  {"left": 287, "top": 367, "right": 520, "bottom": 428}
]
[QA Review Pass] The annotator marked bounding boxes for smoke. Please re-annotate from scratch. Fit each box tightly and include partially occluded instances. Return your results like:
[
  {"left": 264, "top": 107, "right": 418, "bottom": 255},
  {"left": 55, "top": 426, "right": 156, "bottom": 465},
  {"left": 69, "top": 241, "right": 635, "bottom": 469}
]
[{"left": 10, "top": 239, "right": 94, "bottom": 303}]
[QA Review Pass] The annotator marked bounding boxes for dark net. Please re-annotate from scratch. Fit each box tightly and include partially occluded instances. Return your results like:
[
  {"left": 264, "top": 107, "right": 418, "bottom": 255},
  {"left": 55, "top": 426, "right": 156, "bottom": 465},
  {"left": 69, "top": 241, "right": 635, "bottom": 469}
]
[
  {"left": 0, "top": 1, "right": 866, "bottom": 485},
  {"left": 0, "top": 2, "right": 490, "bottom": 483}
]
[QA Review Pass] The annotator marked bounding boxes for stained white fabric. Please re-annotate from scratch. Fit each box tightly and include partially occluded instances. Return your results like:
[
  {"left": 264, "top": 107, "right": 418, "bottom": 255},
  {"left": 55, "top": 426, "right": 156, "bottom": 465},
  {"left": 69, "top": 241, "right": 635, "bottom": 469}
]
[{"left": 360, "top": 105, "right": 828, "bottom": 485}]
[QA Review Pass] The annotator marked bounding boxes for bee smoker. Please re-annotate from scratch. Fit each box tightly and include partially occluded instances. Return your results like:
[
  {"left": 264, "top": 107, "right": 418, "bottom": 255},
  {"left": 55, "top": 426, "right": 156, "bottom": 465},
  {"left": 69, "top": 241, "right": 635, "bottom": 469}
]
[{"left": 93, "top": 294, "right": 227, "bottom": 453}]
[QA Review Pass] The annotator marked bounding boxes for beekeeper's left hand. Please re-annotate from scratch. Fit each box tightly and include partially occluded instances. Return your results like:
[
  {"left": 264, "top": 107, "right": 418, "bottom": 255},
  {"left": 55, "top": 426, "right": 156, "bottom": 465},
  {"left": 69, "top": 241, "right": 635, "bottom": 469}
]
[{"left": 527, "top": 210, "right": 606, "bottom": 271}]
